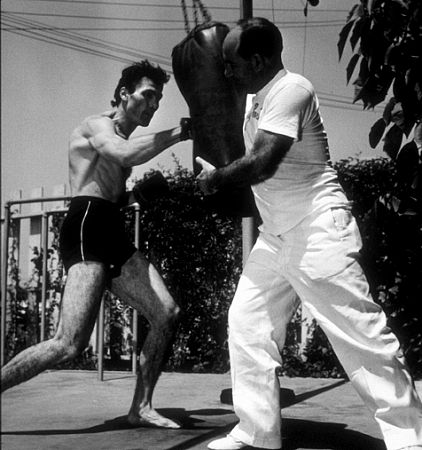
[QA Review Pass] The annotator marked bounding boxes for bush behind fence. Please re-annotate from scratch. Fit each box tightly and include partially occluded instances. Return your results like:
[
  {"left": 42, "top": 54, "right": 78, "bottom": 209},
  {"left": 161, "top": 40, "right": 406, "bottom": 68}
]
[{"left": 5, "top": 158, "right": 422, "bottom": 378}]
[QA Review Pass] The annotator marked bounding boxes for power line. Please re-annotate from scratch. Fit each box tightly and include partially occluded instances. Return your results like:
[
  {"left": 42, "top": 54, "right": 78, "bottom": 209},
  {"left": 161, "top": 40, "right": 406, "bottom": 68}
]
[
  {"left": 1, "top": 10, "right": 186, "bottom": 22},
  {"left": 1, "top": 0, "right": 188, "bottom": 7},
  {"left": 1, "top": 10, "right": 346, "bottom": 28},
  {"left": 319, "top": 96, "right": 356, "bottom": 105},
  {"left": 320, "top": 98, "right": 384, "bottom": 112},
  {"left": 2, "top": 10, "right": 358, "bottom": 110},
  {"left": 320, "top": 102, "right": 381, "bottom": 112},
  {"left": 2, "top": 26, "right": 185, "bottom": 31},
  {"left": 3, "top": 21, "right": 375, "bottom": 112},
  {"left": 319, "top": 91, "right": 387, "bottom": 108},
  {"left": 2, "top": 12, "right": 173, "bottom": 62},
  {"left": 5, "top": 28, "right": 134, "bottom": 64},
  {"left": 3, "top": 0, "right": 350, "bottom": 13},
  {"left": 319, "top": 91, "right": 355, "bottom": 101},
  {"left": 2, "top": 23, "right": 346, "bottom": 32},
  {"left": 2, "top": 17, "right": 134, "bottom": 64},
  {"left": 2, "top": 13, "right": 173, "bottom": 69}
]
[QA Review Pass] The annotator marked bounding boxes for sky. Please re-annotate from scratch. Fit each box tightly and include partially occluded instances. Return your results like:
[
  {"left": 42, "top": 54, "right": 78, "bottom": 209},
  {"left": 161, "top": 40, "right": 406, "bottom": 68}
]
[{"left": 1, "top": 0, "right": 388, "bottom": 209}]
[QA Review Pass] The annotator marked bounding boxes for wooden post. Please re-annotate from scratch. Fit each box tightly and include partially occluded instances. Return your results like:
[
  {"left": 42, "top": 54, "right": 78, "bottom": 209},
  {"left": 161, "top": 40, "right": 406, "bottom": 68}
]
[{"left": 241, "top": 0, "right": 253, "bottom": 19}]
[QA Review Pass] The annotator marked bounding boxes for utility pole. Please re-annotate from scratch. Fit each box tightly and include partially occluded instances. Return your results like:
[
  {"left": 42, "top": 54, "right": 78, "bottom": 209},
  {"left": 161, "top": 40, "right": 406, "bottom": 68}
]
[
  {"left": 241, "top": 0, "right": 253, "bottom": 19},
  {"left": 240, "top": 0, "right": 255, "bottom": 266}
]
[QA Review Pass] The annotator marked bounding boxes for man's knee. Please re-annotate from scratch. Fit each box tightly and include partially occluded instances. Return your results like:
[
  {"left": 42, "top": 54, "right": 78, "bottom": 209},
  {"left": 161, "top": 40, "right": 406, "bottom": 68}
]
[
  {"left": 52, "top": 333, "right": 89, "bottom": 362},
  {"left": 228, "top": 299, "right": 266, "bottom": 345},
  {"left": 164, "top": 303, "right": 181, "bottom": 327},
  {"left": 152, "top": 302, "right": 180, "bottom": 333}
]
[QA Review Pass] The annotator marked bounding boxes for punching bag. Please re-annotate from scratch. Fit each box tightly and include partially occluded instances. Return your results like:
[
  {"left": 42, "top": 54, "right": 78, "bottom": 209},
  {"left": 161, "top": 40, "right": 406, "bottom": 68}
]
[{"left": 172, "top": 21, "right": 256, "bottom": 217}]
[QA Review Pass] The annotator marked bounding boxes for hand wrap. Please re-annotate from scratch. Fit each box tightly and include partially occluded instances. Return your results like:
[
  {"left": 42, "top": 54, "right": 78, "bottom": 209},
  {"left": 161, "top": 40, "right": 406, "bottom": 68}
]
[{"left": 180, "top": 117, "right": 193, "bottom": 141}]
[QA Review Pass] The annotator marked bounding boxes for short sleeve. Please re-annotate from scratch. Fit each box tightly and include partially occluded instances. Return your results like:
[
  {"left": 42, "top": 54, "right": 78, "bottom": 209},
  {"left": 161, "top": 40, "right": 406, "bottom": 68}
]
[{"left": 258, "top": 83, "right": 313, "bottom": 140}]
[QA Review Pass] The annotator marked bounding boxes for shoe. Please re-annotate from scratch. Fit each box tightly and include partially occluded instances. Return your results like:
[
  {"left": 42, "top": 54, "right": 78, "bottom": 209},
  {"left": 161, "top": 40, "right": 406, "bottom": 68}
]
[{"left": 207, "top": 434, "right": 248, "bottom": 450}]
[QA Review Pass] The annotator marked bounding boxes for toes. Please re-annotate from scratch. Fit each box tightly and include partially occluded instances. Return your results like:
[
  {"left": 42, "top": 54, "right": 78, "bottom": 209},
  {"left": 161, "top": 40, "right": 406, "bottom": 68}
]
[
  {"left": 160, "top": 418, "right": 181, "bottom": 429},
  {"left": 127, "top": 413, "right": 181, "bottom": 429}
]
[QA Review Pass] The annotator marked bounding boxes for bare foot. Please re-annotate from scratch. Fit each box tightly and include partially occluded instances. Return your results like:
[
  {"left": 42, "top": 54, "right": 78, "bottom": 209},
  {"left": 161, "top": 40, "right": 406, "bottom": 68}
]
[{"left": 128, "top": 407, "right": 181, "bottom": 429}]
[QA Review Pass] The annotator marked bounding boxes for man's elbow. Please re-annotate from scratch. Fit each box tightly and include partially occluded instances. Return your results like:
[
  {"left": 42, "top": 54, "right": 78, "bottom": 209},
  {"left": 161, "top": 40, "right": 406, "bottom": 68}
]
[
  {"left": 252, "top": 165, "right": 277, "bottom": 185},
  {"left": 120, "top": 154, "right": 135, "bottom": 168},
  {"left": 122, "top": 152, "right": 154, "bottom": 168}
]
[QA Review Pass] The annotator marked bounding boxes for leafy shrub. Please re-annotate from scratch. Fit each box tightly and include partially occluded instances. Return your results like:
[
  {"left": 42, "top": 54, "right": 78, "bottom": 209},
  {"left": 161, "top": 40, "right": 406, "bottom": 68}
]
[
  {"left": 127, "top": 161, "right": 242, "bottom": 372},
  {"left": 336, "top": 157, "right": 422, "bottom": 378},
  {"left": 277, "top": 312, "right": 346, "bottom": 379},
  {"left": 4, "top": 157, "right": 421, "bottom": 378},
  {"left": 124, "top": 157, "right": 422, "bottom": 377}
]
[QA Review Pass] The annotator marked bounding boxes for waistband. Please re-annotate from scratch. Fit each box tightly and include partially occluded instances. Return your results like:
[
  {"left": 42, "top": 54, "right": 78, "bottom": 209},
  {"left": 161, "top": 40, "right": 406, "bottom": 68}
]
[{"left": 69, "top": 196, "right": 121, "bottom": 211}]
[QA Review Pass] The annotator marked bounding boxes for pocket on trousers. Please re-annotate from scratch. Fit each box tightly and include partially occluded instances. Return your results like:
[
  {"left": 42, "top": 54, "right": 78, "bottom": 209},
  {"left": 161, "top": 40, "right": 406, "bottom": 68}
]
[
  {"left": 296, "top": 207, "right": 361, "bottom": 280},
  {"left": 330, "top": 206, "right": 363, "bottom": 249},
  {"left": 330, "top": 206, "right": 353, "bottom": 240}
]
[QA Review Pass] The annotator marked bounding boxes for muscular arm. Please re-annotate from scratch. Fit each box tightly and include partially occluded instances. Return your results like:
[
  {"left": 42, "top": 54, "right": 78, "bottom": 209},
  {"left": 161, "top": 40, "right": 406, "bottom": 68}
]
[
  {"left": 200, "top": 130, "right": 293, "bottom": 193},
  {"left": 86, "top": 116, "right": 183, "bottom": 168}
]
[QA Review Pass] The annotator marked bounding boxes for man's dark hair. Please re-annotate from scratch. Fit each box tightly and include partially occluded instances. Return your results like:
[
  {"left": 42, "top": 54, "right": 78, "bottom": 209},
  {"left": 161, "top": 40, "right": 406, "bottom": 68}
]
[
  {"left": 111, "top": 60, "right": 170, "bottom": 107},
  {"left": 236, "top": 17, "right": 283, "bottom": 60}
]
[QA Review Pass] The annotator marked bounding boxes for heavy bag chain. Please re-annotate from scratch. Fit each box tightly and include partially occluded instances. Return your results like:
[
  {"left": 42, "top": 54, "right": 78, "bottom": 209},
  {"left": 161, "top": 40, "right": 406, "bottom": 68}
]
[{"left": 180, "top": 0, "right": 212, "bottom": 34}]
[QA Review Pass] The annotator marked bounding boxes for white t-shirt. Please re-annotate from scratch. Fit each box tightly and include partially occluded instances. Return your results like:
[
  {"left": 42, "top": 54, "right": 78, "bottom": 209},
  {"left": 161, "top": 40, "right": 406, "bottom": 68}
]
[{"left": 244, "top": 69, "right": 349, "bottom": 234}]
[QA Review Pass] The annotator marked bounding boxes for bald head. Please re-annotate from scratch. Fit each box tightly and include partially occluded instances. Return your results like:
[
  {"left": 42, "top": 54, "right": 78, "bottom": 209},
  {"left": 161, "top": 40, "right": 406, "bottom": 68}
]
[
  {"left": 235, "top": 17, "right": 283, "bottom": 62},
  {"left": 222, "top": 18, "right": 283, "bottom": 93}
]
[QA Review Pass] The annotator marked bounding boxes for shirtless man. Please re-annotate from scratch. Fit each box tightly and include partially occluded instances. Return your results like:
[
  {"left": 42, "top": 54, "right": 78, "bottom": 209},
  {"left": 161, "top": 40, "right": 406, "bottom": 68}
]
[{"left": 1, "top": 60, "right": 192, "bottom": 429}]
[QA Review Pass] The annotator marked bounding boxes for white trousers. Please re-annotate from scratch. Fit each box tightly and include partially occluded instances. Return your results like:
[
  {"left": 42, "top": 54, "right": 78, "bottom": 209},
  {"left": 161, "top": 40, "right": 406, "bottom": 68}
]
[{"left": 229, "top": 207, "right": 422, "bottom": 450}]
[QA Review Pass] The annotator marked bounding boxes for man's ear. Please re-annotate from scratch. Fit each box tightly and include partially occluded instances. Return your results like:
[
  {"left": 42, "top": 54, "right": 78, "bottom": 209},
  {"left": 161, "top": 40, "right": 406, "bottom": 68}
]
[
  {"left": 251, "top": 53, "right": 266, "bottom": 73},
  {"left": 119, "top": 87, "right": 129, "bottom": 102}
]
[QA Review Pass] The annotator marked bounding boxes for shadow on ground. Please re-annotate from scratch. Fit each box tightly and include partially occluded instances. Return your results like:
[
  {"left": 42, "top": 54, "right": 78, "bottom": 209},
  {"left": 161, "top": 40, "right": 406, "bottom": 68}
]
[
  {"left": 2, "top": 409, "right": 385, "bottom": 450},
  {"left": 0, "top": 408, "right": 233, "bottom": 436},
  {"left": 280, "top": 417, "right": 386, "bottom": 450},
  {"left": 165, "top": 416, "right": 386, "bottom": 450}
]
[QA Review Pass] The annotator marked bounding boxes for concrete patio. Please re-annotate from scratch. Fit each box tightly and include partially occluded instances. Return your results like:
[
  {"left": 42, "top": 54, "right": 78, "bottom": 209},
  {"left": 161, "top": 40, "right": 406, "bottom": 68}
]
[{"left": 1, "top": 370, "right": 421, "bottom": 449}]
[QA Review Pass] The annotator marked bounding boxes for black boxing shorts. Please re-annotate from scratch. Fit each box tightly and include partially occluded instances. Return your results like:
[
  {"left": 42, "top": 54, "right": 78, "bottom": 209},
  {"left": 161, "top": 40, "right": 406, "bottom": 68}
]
[{"left": 59, "top": 196, "right": 136, "bottom": 278}]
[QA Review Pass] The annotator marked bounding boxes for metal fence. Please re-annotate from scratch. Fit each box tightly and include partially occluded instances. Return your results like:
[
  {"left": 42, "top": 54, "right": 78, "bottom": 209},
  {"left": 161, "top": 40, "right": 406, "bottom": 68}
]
[
  {"left": 1, "top": 194, "right": 314, "bottom": 378},
  {"left": 1, "top": 196, "right": 142, "bottom": 380}
]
